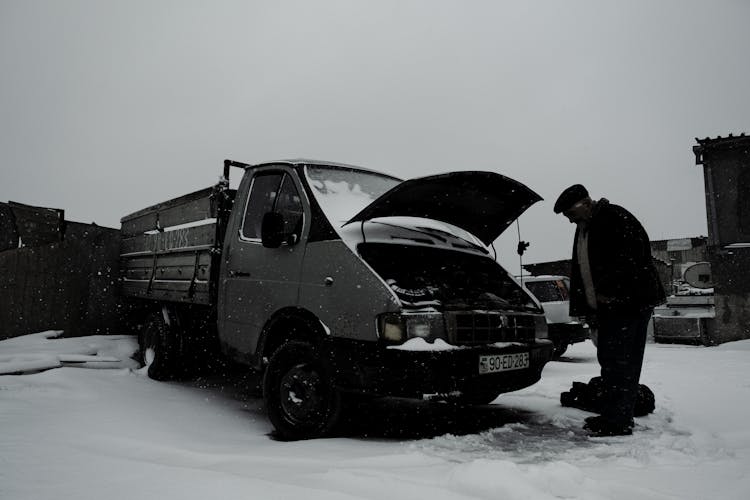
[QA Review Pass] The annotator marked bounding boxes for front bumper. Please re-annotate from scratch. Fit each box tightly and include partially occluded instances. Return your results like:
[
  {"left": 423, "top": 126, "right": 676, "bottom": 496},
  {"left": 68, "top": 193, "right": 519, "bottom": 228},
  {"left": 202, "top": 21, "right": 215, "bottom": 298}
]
[
  {"left": 547, "top": 323, "right": 589, "bottom": 346},
  {"left": 324, "top": 338, "right": 554, "bottom": 398}
]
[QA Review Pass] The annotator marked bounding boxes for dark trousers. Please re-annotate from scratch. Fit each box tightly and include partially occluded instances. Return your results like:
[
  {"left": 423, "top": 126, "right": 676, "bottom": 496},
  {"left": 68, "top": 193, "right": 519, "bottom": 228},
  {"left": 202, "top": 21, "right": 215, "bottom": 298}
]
[{"left": 596, "top": 308, "right": 652, "bottom": 424}]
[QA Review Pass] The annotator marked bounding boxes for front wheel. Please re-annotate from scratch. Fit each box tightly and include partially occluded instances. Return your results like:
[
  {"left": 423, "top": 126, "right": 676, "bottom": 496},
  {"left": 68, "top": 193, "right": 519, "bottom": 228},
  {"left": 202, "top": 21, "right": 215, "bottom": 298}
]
[
  {"left": 263, "top": 341, "right": 342, "bottom": 440},
  {"left": 452, "top": 385, "right": 502, "bottom": 406}
]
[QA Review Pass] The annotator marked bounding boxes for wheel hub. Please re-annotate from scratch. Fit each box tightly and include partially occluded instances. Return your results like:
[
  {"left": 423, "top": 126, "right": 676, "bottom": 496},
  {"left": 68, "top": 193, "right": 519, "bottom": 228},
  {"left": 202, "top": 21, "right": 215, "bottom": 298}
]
[{"left": 279, "top": 363, "right": 326, "bottom": 425}]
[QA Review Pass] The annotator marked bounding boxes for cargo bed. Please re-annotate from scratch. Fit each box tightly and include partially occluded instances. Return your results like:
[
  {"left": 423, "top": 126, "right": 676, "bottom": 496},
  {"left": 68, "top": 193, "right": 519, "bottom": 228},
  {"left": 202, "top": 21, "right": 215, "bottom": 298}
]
[{"left": 119, "top": 183, "right": 234, "bottom": 305}]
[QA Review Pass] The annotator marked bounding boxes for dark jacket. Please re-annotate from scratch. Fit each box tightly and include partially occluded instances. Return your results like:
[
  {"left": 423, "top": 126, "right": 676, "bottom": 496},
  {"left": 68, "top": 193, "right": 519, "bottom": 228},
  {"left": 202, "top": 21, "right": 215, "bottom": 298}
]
[{"left": 569, "top": 199, "right": 666, "bottom": 316}]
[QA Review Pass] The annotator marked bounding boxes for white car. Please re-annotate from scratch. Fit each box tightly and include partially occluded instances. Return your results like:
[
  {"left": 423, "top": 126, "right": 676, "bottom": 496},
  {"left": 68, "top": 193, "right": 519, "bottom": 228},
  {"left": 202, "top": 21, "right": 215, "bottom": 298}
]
[{"left": 518, "top": 275, "right": 590, "bottom": 358}]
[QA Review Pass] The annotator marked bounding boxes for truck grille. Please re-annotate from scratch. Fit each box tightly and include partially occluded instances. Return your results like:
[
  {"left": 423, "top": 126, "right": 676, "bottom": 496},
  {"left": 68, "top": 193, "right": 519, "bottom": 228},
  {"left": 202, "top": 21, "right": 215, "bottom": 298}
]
[{"left": 446, "top": 312, "right": 537, "bottom": 345}]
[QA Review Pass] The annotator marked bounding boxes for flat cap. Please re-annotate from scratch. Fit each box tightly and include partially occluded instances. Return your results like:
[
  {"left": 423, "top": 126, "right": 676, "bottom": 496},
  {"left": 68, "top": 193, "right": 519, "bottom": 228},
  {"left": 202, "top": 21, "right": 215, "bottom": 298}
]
[{"left": 553, "top": 184, "right": 589, "bottom": 213}]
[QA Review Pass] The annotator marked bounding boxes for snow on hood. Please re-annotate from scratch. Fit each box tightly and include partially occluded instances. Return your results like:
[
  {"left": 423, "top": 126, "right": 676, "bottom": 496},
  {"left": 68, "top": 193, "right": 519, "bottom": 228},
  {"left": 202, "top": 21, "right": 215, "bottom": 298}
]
[
  {"left": 338, "top": 216, "right": 490, "bottom": 254},
  {"left": 346, "top": 171, "right": 542, "bottom": 245}
]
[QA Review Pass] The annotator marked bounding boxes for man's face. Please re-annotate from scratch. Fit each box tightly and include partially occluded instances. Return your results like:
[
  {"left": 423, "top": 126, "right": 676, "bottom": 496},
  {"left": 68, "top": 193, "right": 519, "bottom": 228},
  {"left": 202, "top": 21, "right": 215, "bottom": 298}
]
[{"left": 562, "top": 198, "right": 592, "bottom": 224}]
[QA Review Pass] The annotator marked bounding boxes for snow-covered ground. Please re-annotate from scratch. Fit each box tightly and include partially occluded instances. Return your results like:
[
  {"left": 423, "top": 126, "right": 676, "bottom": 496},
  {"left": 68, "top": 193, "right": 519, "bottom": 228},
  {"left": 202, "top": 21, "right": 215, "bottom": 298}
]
[{"left": 2, "top": 331, "right": 749, "bottom": 500}]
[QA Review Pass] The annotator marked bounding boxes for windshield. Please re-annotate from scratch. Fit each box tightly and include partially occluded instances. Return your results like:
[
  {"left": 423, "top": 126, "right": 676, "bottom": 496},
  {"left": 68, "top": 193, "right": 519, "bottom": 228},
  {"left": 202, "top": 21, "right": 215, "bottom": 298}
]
[
  {"left": 525, "top": 279, "right": 569, "bottom": 302},
  {"left": 305, "top": 165, "right": 401, "bottom": 226}
]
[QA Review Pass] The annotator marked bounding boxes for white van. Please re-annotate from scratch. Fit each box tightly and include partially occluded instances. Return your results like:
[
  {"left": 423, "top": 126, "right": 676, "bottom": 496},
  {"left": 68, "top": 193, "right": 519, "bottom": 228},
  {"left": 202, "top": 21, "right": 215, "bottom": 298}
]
[{"left": 518, "top": 275, "right": 590, "bottom": 358}]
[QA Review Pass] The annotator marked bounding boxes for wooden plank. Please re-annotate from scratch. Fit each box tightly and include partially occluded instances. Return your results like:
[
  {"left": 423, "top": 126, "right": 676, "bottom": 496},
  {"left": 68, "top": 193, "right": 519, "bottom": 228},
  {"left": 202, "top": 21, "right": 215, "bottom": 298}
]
[
  {"left": 120, "top": 255, "right": 153, "bottom": 281},
  {"left": 121, "top": 251, "right": 211, "bottom": 279},
  {"left": 120, "top": 187, "right": 216, "bottom": 236},
  {"left": 120, "top": 223, "right": 217, "bottom": 256},
  {"left": 120, "top": 247, "right": 212, "bottom": 304},
  {"left": 152, "top": 252, "right": 210, "bottom": 281},
  {"left": 121, "top": 279, "right": 211, "bottom": 305}
]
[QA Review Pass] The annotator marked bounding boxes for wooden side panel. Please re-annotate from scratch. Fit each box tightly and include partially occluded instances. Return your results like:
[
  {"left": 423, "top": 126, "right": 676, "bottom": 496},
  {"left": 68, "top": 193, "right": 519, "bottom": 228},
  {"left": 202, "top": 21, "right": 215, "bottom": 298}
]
[
  {"left": 122, "top": 252, "right": 212, "bottom": 284},
  {"left": 118, "top": 182, "right": 237, "bottom": 306},
  {"left": 120, "top": 224, "right": 217, "bottom": 256},
  {"left": 120, "top": 187, "right": 216, "bottom": 237},
  {"left": 119, "top": 223, "right": 217, "bottom": 306}
]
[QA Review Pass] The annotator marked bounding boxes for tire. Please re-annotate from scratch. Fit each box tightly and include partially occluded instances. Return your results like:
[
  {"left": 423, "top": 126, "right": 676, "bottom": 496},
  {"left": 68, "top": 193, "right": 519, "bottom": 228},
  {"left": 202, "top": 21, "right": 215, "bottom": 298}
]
[
  {"left": 553, "top": 342, "right": 569, "bottom": 359},
  {"left": 139, "top": 310, "right": 182, "bottom": 381},
  {"left": 453, "top": 385, "right": 502, "bottom": 406},
  {"left": 263, "top": 340, "right": 342, "bottom": 440}
]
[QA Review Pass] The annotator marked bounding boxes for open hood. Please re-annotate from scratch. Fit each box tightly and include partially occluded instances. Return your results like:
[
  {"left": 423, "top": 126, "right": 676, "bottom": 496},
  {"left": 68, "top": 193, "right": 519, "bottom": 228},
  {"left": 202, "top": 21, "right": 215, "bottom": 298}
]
[{"left": 345, "top": 171, "right": 542, "bottom": 245}]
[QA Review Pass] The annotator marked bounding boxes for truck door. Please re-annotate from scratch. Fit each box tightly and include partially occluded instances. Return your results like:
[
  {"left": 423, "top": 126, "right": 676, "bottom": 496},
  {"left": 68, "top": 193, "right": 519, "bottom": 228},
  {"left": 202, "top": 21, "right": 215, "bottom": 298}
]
[{"left": 218, "top": 167, "right": 307, "bottom": 359}]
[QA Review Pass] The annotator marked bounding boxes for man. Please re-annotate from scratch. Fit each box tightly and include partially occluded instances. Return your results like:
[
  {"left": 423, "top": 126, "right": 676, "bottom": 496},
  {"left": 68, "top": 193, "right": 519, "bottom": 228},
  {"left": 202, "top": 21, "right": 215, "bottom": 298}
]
[{"left": 553, "top": 184, "right": 665, "bottom": 437}]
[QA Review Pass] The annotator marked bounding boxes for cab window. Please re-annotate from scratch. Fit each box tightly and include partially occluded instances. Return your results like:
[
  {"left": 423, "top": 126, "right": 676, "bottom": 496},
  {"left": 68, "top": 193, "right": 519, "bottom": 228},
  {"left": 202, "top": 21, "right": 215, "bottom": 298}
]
[
  {"left": 241, "top": 172, "right": 303, "bottom": 243},
  {"left": 276, "top": 175, "right": 304, "bottom": 239},
  {"left": 242, "top": 173, "right": 282, "bottom": 240}
]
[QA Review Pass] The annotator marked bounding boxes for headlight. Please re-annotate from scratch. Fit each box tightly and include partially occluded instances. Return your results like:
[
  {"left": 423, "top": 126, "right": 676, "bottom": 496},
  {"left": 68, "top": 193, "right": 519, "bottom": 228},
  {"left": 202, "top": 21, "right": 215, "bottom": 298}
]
[
  {"left": 378, "top": 313, "right": 445, "bottom": 343},
  {"left": 378, "top": 314, "right": 405, "bottom": 343},
  {"left": 408, "top": 323, "right": 431, "bottom": 339}
]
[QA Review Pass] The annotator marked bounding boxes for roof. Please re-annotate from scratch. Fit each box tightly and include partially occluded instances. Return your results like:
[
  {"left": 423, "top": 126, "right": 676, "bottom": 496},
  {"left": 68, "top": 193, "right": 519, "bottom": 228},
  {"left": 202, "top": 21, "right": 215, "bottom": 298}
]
[
  {"left": 694, "top": 133, "right": 750, "bottom": 165},
  {"left": 694, "top": 133, "right": 749, "bottom": 147}
]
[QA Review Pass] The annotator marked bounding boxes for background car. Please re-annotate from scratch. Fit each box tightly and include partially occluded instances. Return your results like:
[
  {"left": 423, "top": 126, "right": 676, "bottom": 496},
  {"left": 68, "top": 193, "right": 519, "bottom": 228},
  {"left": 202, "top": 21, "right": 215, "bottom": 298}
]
[{"left": 518, "top": 275, "right": 590, "bottom": 358}]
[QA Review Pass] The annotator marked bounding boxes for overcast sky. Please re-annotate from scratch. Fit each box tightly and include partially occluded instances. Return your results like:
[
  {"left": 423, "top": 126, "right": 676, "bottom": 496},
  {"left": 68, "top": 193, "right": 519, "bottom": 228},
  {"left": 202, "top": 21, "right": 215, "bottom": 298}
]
[{"left": 1, "top": 0, "right": 748, "bottom": 270}]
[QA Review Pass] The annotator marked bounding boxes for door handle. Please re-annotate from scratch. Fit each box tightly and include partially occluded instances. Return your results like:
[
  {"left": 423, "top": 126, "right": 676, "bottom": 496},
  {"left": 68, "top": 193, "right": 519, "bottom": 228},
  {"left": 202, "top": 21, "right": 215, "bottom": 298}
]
[{"left": 229, "top": 270, "right": 251, "bottom": 278}]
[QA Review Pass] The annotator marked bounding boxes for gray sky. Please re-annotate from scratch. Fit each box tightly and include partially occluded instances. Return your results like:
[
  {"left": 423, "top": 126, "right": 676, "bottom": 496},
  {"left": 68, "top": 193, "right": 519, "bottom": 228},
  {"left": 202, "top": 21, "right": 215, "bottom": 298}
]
[{"left": 1, "top": 0, "right": 748, "bottom": 271}]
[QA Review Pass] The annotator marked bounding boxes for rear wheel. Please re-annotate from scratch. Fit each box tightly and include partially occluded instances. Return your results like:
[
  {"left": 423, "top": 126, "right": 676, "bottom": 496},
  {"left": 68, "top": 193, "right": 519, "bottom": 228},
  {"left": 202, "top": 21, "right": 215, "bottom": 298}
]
[
  {"left": 263, "top": 340, "right": 342, "bottom": 440},
  {"left": 139, "top": 310, "right": 182, "bottom": 381},
  {"left": 552, "top": 341, "right": 569, "bottom": 359}
]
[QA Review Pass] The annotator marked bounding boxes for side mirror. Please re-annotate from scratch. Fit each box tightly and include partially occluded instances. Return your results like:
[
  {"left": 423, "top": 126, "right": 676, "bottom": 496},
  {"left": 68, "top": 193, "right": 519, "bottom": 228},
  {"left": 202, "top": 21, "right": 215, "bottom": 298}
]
[{"left": 261, "top": 212, "right": 284, "bottom": 248}]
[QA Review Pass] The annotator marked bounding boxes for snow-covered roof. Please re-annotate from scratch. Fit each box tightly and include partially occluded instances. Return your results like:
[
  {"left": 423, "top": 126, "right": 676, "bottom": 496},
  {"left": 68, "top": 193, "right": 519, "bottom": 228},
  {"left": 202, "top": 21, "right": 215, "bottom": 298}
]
[{"left": 254, "top": 159, "right": 402, "bottom": 180}]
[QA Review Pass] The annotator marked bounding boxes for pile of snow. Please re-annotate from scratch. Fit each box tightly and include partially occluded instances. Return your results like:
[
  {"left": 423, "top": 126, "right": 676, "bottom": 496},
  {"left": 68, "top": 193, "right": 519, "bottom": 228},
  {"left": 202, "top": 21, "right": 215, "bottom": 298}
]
[
  {"left": 1, "top": 332, "right": 749, "bottom": 499},
  {"left": 0, "top": 330, "right": 139, "bottom": 375}
]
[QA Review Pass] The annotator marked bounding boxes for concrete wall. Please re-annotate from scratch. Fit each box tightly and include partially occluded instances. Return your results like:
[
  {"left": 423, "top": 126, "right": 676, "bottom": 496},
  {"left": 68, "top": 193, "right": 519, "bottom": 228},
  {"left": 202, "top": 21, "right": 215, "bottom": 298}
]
[
  {"left": 694, "top": 134, "right": 750, "bottom": 344},
  {"left": 707, "top": 247, "right": 750, "bottom": 343}
]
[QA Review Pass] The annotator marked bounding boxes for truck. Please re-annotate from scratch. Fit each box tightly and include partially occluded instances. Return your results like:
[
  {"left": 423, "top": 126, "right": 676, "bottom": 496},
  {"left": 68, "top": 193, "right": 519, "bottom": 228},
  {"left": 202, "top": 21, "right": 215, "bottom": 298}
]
[{"left": 119, "top": 159, "right": 554, "bottom": 439}]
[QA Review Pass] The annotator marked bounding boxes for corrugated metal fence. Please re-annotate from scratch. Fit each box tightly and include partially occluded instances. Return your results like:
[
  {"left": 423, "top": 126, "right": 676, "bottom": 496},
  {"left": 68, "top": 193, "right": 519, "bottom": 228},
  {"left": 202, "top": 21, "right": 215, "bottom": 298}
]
[{"left": 0, "top": 202, "right": 121, "bottom": 339}]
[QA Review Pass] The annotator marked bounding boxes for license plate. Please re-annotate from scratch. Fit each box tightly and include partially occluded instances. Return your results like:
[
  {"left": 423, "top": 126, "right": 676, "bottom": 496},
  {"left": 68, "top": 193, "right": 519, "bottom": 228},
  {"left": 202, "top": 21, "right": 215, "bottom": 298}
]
[{"left": 478, "top": 352, "right": 529, "bottom": 374}]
